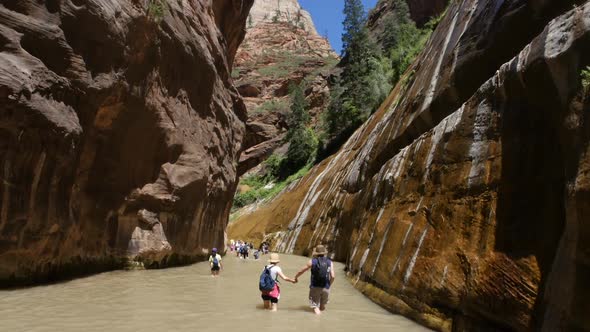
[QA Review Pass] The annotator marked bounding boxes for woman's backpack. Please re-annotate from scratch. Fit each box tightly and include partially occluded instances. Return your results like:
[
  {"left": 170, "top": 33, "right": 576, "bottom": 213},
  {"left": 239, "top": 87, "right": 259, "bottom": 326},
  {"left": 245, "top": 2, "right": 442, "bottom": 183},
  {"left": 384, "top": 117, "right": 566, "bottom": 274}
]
[{"left": 259, "top": 266, "right": 276, "bottom": 291}]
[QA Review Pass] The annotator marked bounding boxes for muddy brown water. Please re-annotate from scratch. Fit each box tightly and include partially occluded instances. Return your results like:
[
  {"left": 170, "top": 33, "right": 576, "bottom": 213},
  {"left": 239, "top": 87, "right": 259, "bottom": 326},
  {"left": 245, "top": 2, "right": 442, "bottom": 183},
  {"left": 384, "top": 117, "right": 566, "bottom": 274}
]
[{"left": 0, "top": 254, "right": 430, "bottom": 331}]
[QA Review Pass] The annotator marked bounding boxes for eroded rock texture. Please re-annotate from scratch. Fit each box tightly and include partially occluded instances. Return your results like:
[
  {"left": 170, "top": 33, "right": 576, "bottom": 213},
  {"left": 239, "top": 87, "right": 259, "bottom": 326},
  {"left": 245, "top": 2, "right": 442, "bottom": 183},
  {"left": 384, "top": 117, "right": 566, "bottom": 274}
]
[
  {"left": 233, "top": 2, "right": 337, "bottom": 176},
  {"left": 229, "top": 0, "right": 590, "bottom": 330},
  {"left": 0, "top": 0, "right": 253, "bottom": 286}
]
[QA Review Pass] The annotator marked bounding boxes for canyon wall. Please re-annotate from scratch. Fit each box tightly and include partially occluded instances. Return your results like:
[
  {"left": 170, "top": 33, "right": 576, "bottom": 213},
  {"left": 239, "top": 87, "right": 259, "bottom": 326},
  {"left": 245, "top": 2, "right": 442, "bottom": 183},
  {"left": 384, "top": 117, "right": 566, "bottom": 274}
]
[
  {"left": 228, "top": 0, "right": 590, "bottom": 330},
  {"left": 0, "top": 0, "right": 253, "bottom": 287}
]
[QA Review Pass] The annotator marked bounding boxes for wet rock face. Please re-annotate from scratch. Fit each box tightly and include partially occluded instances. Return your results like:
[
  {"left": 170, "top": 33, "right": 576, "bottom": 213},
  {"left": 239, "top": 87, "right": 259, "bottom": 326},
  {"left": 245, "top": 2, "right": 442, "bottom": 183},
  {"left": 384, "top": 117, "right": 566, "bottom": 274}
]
[
  {"left": 229, "top": 0, "right": 590, "bottom": 330},
  {"left": 0, "top": 0, "right": 253, "bottom": 286}
]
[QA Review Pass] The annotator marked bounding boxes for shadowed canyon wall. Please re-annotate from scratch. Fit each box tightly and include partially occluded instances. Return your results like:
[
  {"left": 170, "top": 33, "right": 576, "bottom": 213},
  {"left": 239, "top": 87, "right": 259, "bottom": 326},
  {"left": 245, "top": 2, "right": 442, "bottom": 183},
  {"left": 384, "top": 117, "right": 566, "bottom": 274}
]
[
  {"left": 0, "top": 0, "right": 253, "bottom": 287},
  {"left": 229, "top": 0, "right": 590, "bottom": 330}
]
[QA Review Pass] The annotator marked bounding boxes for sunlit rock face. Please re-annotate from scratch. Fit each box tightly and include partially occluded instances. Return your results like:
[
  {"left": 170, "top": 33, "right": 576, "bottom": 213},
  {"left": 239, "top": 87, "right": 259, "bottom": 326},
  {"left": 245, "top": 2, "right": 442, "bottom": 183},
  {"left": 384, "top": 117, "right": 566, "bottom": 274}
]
[
  {"left": 248, "top": 0, "right": 317, "bottom": 35},
  {"left": 0, "top": 0, "right": 252, "bottom": 286},
  {"left": 228, "top": 0, "right": 590, "bottom": 330},
  {"left": 234, "top": 0, "right": 337, "bottom": 176}
]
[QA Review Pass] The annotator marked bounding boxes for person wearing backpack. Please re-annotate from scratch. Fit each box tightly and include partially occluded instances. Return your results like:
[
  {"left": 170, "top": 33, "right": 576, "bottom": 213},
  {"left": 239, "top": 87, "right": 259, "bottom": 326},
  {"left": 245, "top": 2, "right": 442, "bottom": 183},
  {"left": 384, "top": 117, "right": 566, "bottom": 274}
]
[
  {"left": 294, "top": 244, "right": 335, "bottom": 315},
  {"left": 240, "top": 244, "right": 249, "bottom": 259},
  {"left": 259, "top": 253, "right": 296, "bottom": 311},
  {"left": 208, "top": 248, "right": 222, "bottom": 277}
]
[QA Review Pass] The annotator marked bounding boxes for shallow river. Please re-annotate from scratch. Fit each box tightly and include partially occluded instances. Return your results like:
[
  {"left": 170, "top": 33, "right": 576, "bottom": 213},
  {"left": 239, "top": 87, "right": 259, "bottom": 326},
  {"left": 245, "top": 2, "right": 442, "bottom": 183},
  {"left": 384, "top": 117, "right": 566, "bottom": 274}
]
[{"left": 0, "top": 254, "right": 429, "bottom": 332}]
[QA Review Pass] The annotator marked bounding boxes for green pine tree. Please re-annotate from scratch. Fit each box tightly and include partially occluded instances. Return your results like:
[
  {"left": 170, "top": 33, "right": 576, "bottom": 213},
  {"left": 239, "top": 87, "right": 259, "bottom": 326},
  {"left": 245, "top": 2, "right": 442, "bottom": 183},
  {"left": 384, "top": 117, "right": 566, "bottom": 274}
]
[
  {"left": 325, "top": 0, "right": 390, "bottom": 138},
  {"left": 342, "top": 0, "right": 366, "bottom": 57},
  {"left": 284, "top": 84, "right": 317, "bottom": 174},
  {"left": 286, "top": 84, "right": 309, "bottom": 139}
]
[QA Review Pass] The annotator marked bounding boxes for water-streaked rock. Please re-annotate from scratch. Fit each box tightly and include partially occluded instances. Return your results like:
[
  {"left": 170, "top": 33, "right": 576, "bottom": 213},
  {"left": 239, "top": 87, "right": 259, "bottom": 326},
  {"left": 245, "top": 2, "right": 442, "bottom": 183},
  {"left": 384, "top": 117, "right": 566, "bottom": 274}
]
[
  {"left": 0, "top": 0, "right": 253, "bottom": 286},
  {"left": 229, "top": 0, "right": 590, "bottom": 330}
]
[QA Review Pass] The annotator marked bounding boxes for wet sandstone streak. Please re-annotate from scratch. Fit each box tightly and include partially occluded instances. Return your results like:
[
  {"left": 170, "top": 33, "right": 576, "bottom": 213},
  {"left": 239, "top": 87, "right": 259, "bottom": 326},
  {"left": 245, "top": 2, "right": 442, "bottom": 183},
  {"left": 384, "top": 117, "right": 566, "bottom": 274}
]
[
  {"left": 229, "top": 0, "right": 590, "bottom": 330},
  {"left": 0, "top": 0, "right": 253, "bottom": 286}
]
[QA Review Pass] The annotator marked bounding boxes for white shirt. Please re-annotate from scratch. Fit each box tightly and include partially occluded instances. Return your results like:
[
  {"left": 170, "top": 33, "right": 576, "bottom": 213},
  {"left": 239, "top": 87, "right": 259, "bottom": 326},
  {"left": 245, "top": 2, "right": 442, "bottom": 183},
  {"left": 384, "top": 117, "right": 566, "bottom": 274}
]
[{"left": 266, "top": 264, "right": 282, "bottom": 281}]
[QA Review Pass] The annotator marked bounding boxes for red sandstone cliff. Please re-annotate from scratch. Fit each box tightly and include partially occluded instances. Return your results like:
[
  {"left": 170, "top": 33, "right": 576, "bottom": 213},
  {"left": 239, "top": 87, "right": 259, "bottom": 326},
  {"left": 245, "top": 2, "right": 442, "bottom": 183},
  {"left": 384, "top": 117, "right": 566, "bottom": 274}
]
[
  {"left": 229, "top": 0, "right": 590, "bottom": 330},
  {"left": 233, "top": 0, "right": 337, "bottom": 177},
  {"left": 0, "top": 0, "right": 253, "bottom": 286}
]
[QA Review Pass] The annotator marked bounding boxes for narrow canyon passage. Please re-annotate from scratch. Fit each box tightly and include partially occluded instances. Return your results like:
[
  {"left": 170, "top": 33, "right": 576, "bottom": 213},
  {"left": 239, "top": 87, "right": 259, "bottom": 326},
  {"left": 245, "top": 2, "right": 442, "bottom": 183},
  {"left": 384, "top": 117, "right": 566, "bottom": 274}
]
[{"left": 0, "top": 254, "right": 429, "bottom": 332}]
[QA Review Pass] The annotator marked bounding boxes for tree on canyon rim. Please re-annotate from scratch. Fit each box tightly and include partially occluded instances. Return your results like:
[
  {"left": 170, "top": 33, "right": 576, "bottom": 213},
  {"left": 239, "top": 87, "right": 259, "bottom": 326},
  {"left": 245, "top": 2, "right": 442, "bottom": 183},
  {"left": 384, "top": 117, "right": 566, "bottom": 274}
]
[
  {"left": 381, "top": 0, "right": 436, "bottom": 85},
  {"left": 325, "top": 0, "right": 390, "bottom": 141}
]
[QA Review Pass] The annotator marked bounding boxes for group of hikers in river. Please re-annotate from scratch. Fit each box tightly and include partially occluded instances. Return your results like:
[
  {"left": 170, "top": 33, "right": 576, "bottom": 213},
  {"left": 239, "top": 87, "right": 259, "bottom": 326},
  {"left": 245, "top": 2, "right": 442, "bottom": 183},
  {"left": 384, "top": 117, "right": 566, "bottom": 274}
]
[
  {"left": 208, "top": 244, "right": 335, "bottom": 315},
  {"left": 228, "top": 240, "right": 269, "bottom": 260}
]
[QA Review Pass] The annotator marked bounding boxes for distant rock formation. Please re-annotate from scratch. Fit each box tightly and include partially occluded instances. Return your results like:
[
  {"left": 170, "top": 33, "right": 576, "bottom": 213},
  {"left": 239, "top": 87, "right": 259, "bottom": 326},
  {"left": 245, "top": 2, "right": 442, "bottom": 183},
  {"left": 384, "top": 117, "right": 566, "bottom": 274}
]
[
  {"left": 248, "top": 0, "right": 317, "bottom": 35},
  {"left": 229, "top": 0, "right": 590, "bottom": 330},
  {"left": 0, "top": 0, "right": 252, "bottom": 286},
  {"left": 234, "top": 0, "right": 337, "bottom": 176}
]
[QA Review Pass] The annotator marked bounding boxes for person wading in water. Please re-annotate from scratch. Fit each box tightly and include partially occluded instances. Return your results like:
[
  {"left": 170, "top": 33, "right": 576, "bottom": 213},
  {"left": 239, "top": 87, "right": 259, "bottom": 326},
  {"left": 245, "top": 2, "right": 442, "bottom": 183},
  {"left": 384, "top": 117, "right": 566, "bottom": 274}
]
[
  {"left": 208, "top": 248, "right": 222, "bottom": 277},
  {"left": 259, "top": 253, "right": 296, "bottom": 311},
  {"left": 294, "top": 244, "right": 335, "bottom": 315}
]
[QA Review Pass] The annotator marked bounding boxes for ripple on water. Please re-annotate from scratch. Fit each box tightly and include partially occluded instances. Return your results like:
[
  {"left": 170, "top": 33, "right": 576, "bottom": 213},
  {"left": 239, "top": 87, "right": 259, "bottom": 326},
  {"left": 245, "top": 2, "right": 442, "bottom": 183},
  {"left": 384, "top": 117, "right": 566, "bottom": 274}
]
[{"left": 0, "top": 255, "right": 430, "bottom": 332}]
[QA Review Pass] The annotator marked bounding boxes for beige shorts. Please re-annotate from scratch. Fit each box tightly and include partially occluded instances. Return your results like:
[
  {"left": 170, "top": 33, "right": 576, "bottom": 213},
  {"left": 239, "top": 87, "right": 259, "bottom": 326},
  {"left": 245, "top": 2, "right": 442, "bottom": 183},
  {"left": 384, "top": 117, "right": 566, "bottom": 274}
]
[{"left": 308, "top": 287, "right": 330, "bottom": 308}]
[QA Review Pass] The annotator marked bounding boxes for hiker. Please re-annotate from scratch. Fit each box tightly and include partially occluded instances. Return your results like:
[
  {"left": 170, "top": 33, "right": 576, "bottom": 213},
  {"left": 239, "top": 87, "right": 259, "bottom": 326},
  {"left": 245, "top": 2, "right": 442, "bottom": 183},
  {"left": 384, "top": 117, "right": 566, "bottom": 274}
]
[
  {"left": 294, "top": 244, "right": 335, "bottom": 315},
  {"left": 208, "top": 248, "right": 222, "bottom": 277},
  {"left": 259, "top": 253, "right": 296, "bottom": 311},
  {"left": 240, "top": 244, "right": 249, "bottom": 259},
  {"left": 253, "top": 249, "right": 260, "bottom": 260},
  {"left": 236, "top": 241, "right": 242, "bottom": 257}
]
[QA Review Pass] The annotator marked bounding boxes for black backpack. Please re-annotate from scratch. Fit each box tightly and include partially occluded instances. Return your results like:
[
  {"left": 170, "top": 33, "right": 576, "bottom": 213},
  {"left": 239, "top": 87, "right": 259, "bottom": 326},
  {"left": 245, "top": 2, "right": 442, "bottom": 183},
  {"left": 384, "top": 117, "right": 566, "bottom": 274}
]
[{"left": 311, "top": 257, "right": 330, "bottom": 287}]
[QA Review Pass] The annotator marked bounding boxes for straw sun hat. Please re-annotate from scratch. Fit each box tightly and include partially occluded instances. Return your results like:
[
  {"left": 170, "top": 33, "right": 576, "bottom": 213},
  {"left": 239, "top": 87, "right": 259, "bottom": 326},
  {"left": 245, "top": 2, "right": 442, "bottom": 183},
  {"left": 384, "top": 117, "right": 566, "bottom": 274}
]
[
  {"left": 268, "top": 253, "right": 280, "bottom": 264},
  {"left": 312, "top": 244, "right": 328, "bottom": 256}
]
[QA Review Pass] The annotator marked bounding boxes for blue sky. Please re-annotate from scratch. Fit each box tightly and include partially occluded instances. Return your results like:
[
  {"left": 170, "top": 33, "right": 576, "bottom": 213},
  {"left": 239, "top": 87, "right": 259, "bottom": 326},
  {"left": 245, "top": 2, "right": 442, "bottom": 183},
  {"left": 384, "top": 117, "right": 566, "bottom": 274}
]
[{"left": 299, "top": 0, "right": 379, "bottom": 55}]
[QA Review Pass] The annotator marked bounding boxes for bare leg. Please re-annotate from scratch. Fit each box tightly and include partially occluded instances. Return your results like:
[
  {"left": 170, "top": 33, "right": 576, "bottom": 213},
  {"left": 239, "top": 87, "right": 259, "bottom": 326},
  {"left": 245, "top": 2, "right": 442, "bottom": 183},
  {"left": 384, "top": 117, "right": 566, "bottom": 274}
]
[
  {"left": 263, "top": 300, "right": 271, "bottom": 310},
  {"left": 270, "top": 303, "right": 278, "bottom": 312},
  {"left": 313, "top": 307, "right": 321, "bottom": 315},
  {"left": 319, "top": 305, "right": 326, "bottom": 311}
]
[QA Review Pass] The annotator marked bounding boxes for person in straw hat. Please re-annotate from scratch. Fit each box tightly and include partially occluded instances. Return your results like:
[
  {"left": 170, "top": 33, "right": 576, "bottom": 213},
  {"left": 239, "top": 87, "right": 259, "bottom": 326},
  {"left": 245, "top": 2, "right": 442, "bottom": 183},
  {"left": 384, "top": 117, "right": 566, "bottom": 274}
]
[
  {"left": 260, "top": 253, "right": 297, "bottom": 311},
  {"left": 294, "top": 244, "right": 335, "bottom": 315}
]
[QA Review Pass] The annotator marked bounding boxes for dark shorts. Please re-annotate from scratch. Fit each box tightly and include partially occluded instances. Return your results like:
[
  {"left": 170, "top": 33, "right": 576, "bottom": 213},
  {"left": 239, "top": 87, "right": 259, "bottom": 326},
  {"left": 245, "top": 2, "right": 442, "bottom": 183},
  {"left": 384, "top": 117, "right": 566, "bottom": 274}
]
[
  {"left": 211, "top": 266, "right": 220, "bottom": 271},
  {"left": 261, "top": 294, "right": 279, "bottom": 303}
]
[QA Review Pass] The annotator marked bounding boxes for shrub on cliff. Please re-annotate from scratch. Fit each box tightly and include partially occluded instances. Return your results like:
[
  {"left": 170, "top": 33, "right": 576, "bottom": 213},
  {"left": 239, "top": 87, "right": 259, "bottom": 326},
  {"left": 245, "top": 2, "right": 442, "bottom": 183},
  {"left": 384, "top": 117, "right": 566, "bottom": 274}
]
[
  {"left": 381, "top": 0, "right": 435, "bottom": 85},
  {"left": 286, "top": 84, "right": 310, "bottom": 139},
  {"left": 147, "top": 0, "right": 166, "bottom": 22},
  {"left": 581, "top": 66, "right": 590, "bottom": 93},
  {"left": 284, "top": 127, "right": 318, "bottom": 174},
  {"left": 231, "top": 164, "right": 311, "bottom": 211}
]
